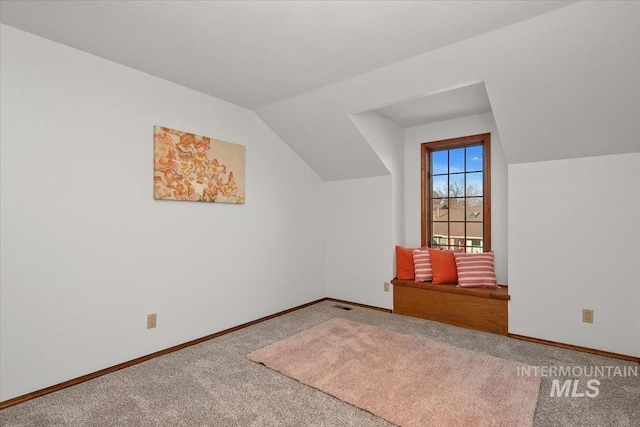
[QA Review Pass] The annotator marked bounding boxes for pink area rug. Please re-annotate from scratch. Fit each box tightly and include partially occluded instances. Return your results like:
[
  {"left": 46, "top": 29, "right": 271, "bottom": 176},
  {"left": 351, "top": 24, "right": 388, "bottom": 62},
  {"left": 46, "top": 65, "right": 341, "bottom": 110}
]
[{"left": 247, "top": 318, "right": 540, "bottom": 427}]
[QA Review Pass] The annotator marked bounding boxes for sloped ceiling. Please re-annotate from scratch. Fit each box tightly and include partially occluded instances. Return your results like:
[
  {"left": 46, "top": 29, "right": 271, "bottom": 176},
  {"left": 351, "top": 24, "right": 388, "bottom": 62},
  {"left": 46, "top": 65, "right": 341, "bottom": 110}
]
[
  {"left": 0, "top": 1, "right": 573, "bottom": 109},
  {"left": 2, "top": 1, "right": 639, "bottom": 181},
  {"left": 256, "top": 1, "right": 640, "bottom": 180}
]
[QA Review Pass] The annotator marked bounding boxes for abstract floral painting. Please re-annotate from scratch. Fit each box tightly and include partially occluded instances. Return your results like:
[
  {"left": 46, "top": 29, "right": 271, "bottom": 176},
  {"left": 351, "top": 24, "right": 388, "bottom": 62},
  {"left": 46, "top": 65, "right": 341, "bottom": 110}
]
[{"left": 153, "top": 126, "right": 245, "bottom": 203}]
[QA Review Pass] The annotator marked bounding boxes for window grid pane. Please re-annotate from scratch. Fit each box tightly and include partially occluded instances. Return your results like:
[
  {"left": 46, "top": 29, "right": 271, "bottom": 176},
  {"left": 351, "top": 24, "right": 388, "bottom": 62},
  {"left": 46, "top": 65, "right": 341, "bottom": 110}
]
[{"left": 428, "top": 142, "right": 486, "bottom": 252}]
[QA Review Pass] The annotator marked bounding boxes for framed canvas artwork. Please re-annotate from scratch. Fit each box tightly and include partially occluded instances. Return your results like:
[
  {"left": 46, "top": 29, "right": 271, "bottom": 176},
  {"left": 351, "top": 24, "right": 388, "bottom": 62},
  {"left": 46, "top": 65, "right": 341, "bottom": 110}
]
[{"left": 153, "top": 126, "right": 245, "bottom": 204}]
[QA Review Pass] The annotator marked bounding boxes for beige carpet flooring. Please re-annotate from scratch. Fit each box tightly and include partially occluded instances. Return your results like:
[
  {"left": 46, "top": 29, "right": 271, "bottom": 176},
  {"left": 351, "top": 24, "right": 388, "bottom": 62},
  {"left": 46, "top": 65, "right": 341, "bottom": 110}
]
[{"left": 1, "top": 300, "right": 638, "bottom": 426}]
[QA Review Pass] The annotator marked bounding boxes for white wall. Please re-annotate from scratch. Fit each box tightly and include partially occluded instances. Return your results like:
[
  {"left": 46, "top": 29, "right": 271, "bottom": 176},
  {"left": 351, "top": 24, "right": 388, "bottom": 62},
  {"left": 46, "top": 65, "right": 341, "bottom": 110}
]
[
  {"left": 0, "top": 25, "right": 326, "bottom": 401},
  {"left": 404, "top": 113, "right": 508, "bottom": 284},
  {"left": 323, "top": 112, "right": 404, "bottom": 308},
  {"left": 325, "top": 176, "right": 393, "bottom": 309},
  {"left": 349, "top": 110, "right": 405, "bottom": 247},
  {"left": 509, "top": 153, "right": 640, "bottom": 357}
]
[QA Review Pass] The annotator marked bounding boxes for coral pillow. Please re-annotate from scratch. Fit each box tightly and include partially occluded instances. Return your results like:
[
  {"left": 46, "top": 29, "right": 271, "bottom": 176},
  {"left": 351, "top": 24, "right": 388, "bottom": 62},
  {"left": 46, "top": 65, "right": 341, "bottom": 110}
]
[
  {"left": 428, "top": 249, "right": 460, "bottom": 284},
  {"left": 454, "top": 251, "right": 499, "bottom": 289},
  {"left": 412, "top": 249, "right": 433, "bottom": 282},
  {"left": 395, "top": 245, "right": 427, "bottom": 280}
]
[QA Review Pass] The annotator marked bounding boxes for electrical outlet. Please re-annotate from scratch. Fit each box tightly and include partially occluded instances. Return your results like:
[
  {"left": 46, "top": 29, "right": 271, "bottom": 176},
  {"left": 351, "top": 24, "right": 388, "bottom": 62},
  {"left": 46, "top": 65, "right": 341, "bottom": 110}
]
[
  {"left": 383, "top": 281, "right": 390, "bottom": 292},
  {"left": 582, "top": 309, "right": 593, "bottom": 324},
  {"left": 147, "top": 313, "right": 157, "bottom": 329}
]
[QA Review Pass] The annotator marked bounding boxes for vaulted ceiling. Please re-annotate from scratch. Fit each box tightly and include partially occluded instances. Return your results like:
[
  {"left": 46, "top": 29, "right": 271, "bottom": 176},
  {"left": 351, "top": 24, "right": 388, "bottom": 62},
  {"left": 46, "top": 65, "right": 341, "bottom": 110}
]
[
  {"left": 0, "top": 1, "right": 573, "bottom": 109},
  {"left": 2, "top": 1, "right": 639, "bottom": 181}
]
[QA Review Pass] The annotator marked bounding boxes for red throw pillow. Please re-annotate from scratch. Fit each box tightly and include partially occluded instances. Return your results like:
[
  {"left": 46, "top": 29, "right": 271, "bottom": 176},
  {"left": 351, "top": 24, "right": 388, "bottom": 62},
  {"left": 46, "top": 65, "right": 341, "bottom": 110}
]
[
  {"left": 395, "top": 246, "right": 427, "bottom": 280},
  {"left": 428, "top": 249, "right": 460, "bottom": 284}
]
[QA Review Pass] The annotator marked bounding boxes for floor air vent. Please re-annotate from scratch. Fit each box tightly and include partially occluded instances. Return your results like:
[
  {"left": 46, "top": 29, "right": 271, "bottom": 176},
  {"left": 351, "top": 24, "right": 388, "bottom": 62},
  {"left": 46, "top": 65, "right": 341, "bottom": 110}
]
[{"left": 333, "top": 305, "right": 354, "bottom": 311}]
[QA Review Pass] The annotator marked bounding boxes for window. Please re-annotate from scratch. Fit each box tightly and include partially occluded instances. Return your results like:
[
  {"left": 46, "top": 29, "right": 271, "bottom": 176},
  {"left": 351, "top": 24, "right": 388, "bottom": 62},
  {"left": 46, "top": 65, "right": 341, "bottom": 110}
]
[{"left": 421, "top": 133, "right": 491, "bottom": 252}]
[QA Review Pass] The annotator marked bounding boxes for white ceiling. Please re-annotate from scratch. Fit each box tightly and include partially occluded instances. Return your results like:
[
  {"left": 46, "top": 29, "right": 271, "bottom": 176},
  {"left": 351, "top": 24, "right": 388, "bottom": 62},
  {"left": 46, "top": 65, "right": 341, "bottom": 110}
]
[
  {"left": 0, "top": 0, "right": 574, "bottom": 109},
  {"left": 3, "top": 1, "right": 638, "bottom": 182},
  {"left": 256, "top": 1, "right": 640, "bottom": 179},
  {"left": 373, "top": 82, "right": 492, "bottom": 128}
]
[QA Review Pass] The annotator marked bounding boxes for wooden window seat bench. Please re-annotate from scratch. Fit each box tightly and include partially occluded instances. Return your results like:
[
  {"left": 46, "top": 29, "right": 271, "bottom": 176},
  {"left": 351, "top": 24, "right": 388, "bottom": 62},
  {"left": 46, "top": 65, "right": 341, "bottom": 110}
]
[{"left": 390, "top": 279, "right": 510, "bottom": 335}]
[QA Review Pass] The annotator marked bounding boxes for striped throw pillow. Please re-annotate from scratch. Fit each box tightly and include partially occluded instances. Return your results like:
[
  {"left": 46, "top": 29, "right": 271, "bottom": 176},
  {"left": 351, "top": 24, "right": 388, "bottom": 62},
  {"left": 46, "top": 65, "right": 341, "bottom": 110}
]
[
  {"left": 453, "top": 251, "right": 498, "bottom": 288},
  {"left": 412, "top": 249, "right": 433, "bottom": 282}
]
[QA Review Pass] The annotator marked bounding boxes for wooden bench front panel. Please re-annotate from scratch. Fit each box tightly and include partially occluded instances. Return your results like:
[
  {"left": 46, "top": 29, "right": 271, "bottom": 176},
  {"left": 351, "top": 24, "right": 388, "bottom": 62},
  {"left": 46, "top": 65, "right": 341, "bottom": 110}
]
[{"left": 393, "top": 284, "right": 508, "bottom": 335}]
